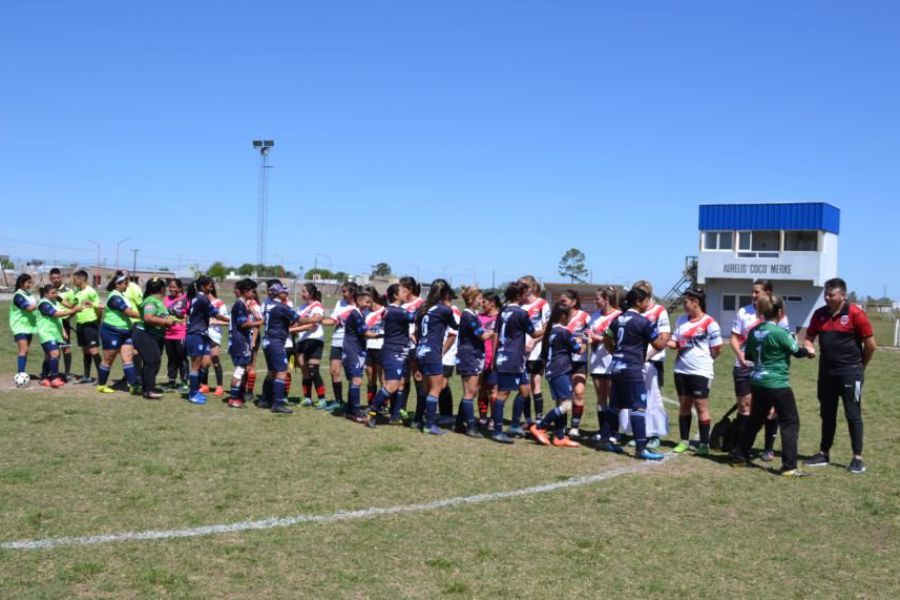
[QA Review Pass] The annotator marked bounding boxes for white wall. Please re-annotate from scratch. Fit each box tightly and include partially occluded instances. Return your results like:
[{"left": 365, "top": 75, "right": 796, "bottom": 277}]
[{"left": 705, "top": 279, "right": 825, "bottom": 330}]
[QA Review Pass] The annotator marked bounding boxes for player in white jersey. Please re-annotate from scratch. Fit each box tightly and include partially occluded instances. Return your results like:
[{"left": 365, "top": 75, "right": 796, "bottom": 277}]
[
  {"left": 520, "top": 276, "right": 551, "bottom": 425},
  {"left": 398, "top": 276, "right": 424, "bottom": 423},
  {"left": 322, "top": 282, "right": 359, "bottom": 411},
  {"left": 586, "top": 287, "right": 623, "bottom": 443},
  {"left": 204, "top": 284, "right": 230, "bottom": 397},
  {"left": 667, "top": 288, "right": 723, "bottom": 455},
  {"left": 363, "top": 286, "right": 386, "bottom": 409},
  {"left": 729, "top": 279, "right": 790, "bottom": 460},
  {"left": 294, "top": 283, "right": 327, "bottom": 407},
  {"left": 559, "top": 290, "right": 590, "bottom": 438}
]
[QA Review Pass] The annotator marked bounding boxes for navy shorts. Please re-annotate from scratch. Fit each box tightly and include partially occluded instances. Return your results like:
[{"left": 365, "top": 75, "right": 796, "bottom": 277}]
[
  {"left": 548, "top": 374, "right": 573, "bottom": 402},
  {"left": 419, "top": 362, "right": 444, "bottom": 377},
  {"left": 457, "top": 356, "right": 485, "bottom": 378},
  {"left": 41, "top": 340, "right": 60, "bottom": 353},
  {"left": 482, "top": 369, "right": 498, "bottom": 387},
  {"left": 342, "top": 351, "right": 366, "bottom": 379},
  {"left": 229, "top": 353, "right": 252, "bottom": 368},
  {"left": 13, "top": 333, "right": 33, "bottom": 343},
  {"left": 497, "top": 372, "right": 526, "bottom": 392},
  {"left": 264, "top": 344, "right": 289, "bottom": 372},
  {"left": 611, "top": 378, "right": 648, "bottom": 411},
  {"left": 100, "top": 324, "right": 133, "bottom": 351},
  {"left": 185, "top": 333, "right": 212, "bottom": 358}
]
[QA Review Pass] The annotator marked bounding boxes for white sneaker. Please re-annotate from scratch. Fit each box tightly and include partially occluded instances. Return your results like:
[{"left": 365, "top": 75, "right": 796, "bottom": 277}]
[{"left": 568, "top": 427, "right": 581, "bottom": 438}]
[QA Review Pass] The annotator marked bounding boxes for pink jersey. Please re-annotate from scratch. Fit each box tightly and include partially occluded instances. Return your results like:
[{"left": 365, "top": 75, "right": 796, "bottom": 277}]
[
  {"left": 164, "top": 293, "right": 187, "bottom": 341},
  {"left": 480, "top": 312, "right": 498, "bottom": 368}
]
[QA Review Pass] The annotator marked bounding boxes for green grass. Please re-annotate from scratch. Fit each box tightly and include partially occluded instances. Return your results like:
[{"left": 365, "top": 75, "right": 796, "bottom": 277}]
[{"left": 0, "top": 301, "right": 898, "bottom": 597}]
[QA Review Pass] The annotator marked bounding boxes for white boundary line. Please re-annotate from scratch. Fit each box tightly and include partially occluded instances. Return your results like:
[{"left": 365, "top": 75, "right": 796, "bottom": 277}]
[{"left": 1, "top": 457, "right": 673, "bottom": 551}]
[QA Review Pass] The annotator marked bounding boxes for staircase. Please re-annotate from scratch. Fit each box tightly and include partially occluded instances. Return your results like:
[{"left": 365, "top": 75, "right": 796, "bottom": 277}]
[{"left": 662, "top": 256, "right": 698, "bottom": 313}]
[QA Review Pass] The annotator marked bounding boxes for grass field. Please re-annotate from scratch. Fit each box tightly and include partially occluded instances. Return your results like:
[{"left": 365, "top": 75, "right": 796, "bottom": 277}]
[{"left": 1, "top": 300, "right": 898, "bottom": 598}]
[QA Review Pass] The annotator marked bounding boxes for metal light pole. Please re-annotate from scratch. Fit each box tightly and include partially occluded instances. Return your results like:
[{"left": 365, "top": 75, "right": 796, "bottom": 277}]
[
  {"left": 252, "top": 140, "right": 275, "bottom": 266},
  {"left": 313, "top": 252, "right": 332, "bottom": 279},
  {"left": 89, "top": 240, "right": 101, "bottom": 284},
  {"left": 115, "top": 238, "right": 131, "bottom": 270},
  {"left": 131, "top": 249, "right": 139, "bottom": 274}
]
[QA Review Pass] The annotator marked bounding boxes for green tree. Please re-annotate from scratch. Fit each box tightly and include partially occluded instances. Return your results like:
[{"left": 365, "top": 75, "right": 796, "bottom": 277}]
[
  {"left": 334, "top": 271, "right": 350, "bottom": 283},
  {"left": 372, "top": 262, "right": 392, "bottom": 277},
  {"left": 207, "top": 261, "right": 230, "bottom": 280},
  {"left": 558, "top": 248, "right": 588, "bottom": 283},
  {"left": 237, "top": 263, "right": 256, "bottom": 276},
  {"left": 0, "top": 257, "right": 14, "bottom": 269},
  {"left": 305, "top": 268, "right": 334, "bottom": 280}
]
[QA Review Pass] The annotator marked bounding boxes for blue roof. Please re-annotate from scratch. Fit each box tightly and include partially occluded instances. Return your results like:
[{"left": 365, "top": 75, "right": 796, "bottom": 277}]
[{"left": 699, "top": 203, "right": 840, "bottom": 234}]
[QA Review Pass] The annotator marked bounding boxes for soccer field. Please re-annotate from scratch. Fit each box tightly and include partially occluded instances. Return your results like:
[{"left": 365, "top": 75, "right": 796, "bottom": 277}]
[{"left": 0, "top": 302, "right": 898, "bottom": 598}]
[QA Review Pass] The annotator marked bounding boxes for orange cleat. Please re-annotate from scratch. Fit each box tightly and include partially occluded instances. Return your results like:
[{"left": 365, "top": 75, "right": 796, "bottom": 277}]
[
  {"left": 530, "top": 424, "right": 551, "bottom": 446},
  {"left": 552, "top": 436, "right": 581, "bottom": 448},
  {"left": 39, "top": 378, "right": 51, "bottom": 387},
  {"left": 199, "top": 384, "right": 210, "bottom": 394},
  {"left": 50, "top": 377, "right": 66, "bottom": 388},
  {"left": 213, "top": 386, "right": 224, "bottom": 397}
]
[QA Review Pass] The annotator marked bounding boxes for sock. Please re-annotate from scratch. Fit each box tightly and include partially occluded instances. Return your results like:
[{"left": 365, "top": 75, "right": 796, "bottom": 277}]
[
  {"left": 699, "top": 419, "right": 712, "bottom": 445},
  {"left": 511, "top": 394, "right": 525, "bottom": 427},
  {"left": 439, "top": 385, "right": 453, "bottom": 417},
  {"left": 492, "top": 398, "right": 506, "bottom": 434},
  {"left": 477, "top": 394, "right": 489, "bottom": 420},
  {"left": 98, "top": 364, "right": 111, "bottom": 386},
  {"left": 572, "top": 404, "right": 584, "bottom": 428},
  {"left": 332, "top": 380, "right": 343, "bottom": 403},
  {"left": 41, "top": 358, "right": 49, "bottom": 379},
  {"left": 273, "top": 378, "right": 286, "bottom": 405},
  {"left": 367, "top": 384, "right": 377, "bottom": 403},
  {"left": 17, "top": 355, "right": 27, "bottom": 373},
  {"left": 764, "top": 418, "right": 778, "bottom": 451},
  {"left": 631, "top": 411, "right": 648, "bottom": 452},
  {"left": 310, "top": 365, "right": 326, "bottom": 399},
  {"left": 538, "top": 406, "right": 561, "bottom": 431},
  {"left": 555, "top": 411, "right": 568, "bottom": 439},
  {"left": 600, "top": 410, "right": 617, "bottom": 441},
  {"left": 679, "top": 414, "right": 692, "bottom": 441},
  {"left": 460, "top": 398, "right": 475, "bottom": 428},
  {"left": 390, "top": 390, "right": 401, "bottom": 420},
  {"left": 93, "top": 354, "right": 102, "bottom": 374},
  {"left": 348, "top": 384, "right": 361, "bottom": 415},
  {"left": 123, "top": 363, "right": 137, "bottom": 385},
  {"left": 229, "top": 380, "right": 243, "bottom": 400},
  {"left": 284, "top": 372, "right": 292, "bottom": 397},
  {"left": 246, "top": 368, "right": 257, "bottom": 394},
  {"left": 199, "top": 368, "right": 209, "bottom": 388},
  {"left": 48, "top": 357, "right": 59, "bottom": 379},
  {"left": 63, "top": 352, "right": 72, "bottom": 377},
  {"left": 522, "top": 393, "right": 532, "bottom": 424},
  {"left": 424, "top": 394, "right": 439, "bottom": 427},
  {"left": 734, "top": 413, "right": 748, "bottom": 451},
  {"left": 533, "top": 393, "right": 544, "bottom": 420},
  {"left": 214, "top": 362, "right": 224, "bottom": 387},
  {"left": 262, "top": 378, "right": 273, "bottom": 402},
  {"left": 83, "top": 354, "right": 93, "bottom": 378},
  {"left": 189, "top": 371, "right": 200, "bottom": 394},
  {"left": 414, "top": 382, "right": 427, "bottom": 421},
  {"left": 371, "top": 387, "right": 390, "bottom": 415},
  {"left": 400, "top": 383, "right": 411, "bottom": 411},
  {"left": 303, "top": 378, "right": 312, "bottom": 399}
]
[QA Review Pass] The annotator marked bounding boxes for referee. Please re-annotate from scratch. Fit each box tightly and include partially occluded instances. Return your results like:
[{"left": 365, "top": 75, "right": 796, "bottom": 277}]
[{"left": 803, "top": 278, "right": 876, "bottom": 474}]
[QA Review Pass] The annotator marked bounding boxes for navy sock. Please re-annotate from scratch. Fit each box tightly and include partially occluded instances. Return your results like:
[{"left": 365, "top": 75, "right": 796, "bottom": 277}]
[
  {"left": 492, "top": 399, "right": 506, "bottom": 434},
  {"left": 41, "top": 359, "right": 49, "bottom": 379},
  {"left": 390, "top": 390, "right": 401, "bottom": 419},
  {"left": 98, "top": 364, "right": 111, "bottom": 386},
  {"left": 522, "top": 394, "right": 532, "bottom": 424},
  {"left": 123, "top": 363, "right": 137, "bottom": 386},
  {"left": 555, "top": 412, "right": 567, "bottom": 439},
  {"left": 600, "top": 410, "right": 616, "bottom": 440},
  {"left": 189, "top": 371, "right": 200, "bottom": 394},
  {"left": 262, "top": 378, "right": 273, "bottom": 401},
  {"left": 199, "top": 368, "right": 209, "bottom": 387},
  {"left": 533, "top": 393, "right": 544, "bottom": 420},
  {"left": 229, "top": 382, "right": 243, "bottom": 400},
  {"left": 538, "top": 406, "right": 561, "bottom": 430},
  {"left": 400, "top": 384, "right": 410, "bottom": 411},
  {"left": 414, "top": 383, "right": 427, "bottom": 422},
  {"left": 273, "top": 378, "right": 286, "bottom": 404},
  {"left": 17, "top": 355, "right": 27, "bottom": 373},
  {"left": 439, "top": 386, "right": 453, "bottom": 416},
  {"left": 511, "top": 393, "right": 525, "bottom": 427},
  {"left": 631, "top": 411, "right": 647, "bottom": 452},
  {"left": 461, "top": 398, "right": 475, "bottom": 428},
  {"left": 348, "top": 384, "right": 361, "bottom": 415},
  {"left": 371, "top": 387, "right": 390, "bottom": 414},
  {"left": 48, "top": 357, "right": 59, "bottom": 379},
  {"left": 425, "top": 394, "right": 438, "bottom": 427}
]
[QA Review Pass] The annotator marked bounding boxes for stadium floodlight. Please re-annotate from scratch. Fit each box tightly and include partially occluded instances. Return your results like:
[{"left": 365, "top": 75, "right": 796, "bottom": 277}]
[{"left": 252, "top": 139, "right": 275, "bottom": 265}]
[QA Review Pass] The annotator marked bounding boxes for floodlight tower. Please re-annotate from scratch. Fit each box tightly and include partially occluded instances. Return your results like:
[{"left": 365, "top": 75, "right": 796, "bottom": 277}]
[{"left": 252, "top": 140, "right": 275, "bottom": 266}]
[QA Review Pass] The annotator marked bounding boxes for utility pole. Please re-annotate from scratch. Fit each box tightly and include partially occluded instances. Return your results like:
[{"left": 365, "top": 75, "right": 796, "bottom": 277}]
[
  {"left": 252, "top": 140, "right": 275, "bottom": 266},
  {"left": 131, "top": 249, "right": 139, "bottom": 274}
]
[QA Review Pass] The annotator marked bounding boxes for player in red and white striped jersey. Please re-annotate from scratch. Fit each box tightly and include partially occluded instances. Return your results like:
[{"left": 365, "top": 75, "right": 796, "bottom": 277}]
[
  {"left": 322, "top": 282, "right": 360, "bottom": 411},
  {"left": 519, "top": 276, "right": 551, "bottom": 425},
  {"left": 294, "top": 283, "right": 327, "bottom": 407},
  {"left": 560, "top": 289, "right": 590, "bottom": 438},
  {"left": 364, "top": 286, "right": 386, "bottom": 407},
  {"left": 586, "top": 287, "right": 623, "bottom": 443}
]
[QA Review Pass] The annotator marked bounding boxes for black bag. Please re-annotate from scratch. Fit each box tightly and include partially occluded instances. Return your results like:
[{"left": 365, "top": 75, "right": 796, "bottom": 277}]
[{"left": 709, "top": 403, "right": 739, "bottom": 452}]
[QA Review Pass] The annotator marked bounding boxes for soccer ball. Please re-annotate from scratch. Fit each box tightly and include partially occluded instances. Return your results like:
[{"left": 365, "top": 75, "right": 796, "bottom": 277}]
[{"left": 13, "top": 372, "right": 30, "bottom": 389}]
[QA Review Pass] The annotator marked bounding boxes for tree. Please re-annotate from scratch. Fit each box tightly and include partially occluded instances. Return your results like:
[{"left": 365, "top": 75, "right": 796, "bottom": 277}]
[
  {"left": 334, "top": 271, "right": 350, "bottom": 283},
  {"left": 0, "top": 257, "right": 13, "bottom": 269},
  {"left": 207, "top": 261, "right": 230, "bottom": 280},
  {"left": 372, "top": 262, "right": 392, "bottom": 277},
  {"left": 237, "top": 263, "right": 256, "bottom": 276},
  {"left": 558, "top": 248, "right": 588, "bottom": 283},
  {"left": 305, "top": 268, "right": 334, "bottom": 280}
]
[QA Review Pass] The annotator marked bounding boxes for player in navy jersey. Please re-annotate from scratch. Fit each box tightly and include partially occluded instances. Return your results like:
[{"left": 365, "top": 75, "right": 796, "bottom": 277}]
[
  {"left": 530, "top": 302, "right": 582, "bottom": 447},
  {"left": 412, "top": 279, "right": 458, "bottom": 435},
  {"left": 367, "top": 284, "right": 417, "bottom": 427},
  {"left": 398, "top": 276, "right": 424, "bottom": 421},
  {"left": 491, "top": 281, "right": 543, "bottom": 444},
  {"left": 184, "top": 276, "right": 221, "bottom": 405},
  {"left": 453, "top": 287, "right": 493, "bottom": 437},
  {"left": 260, "top": 283, "right": 301, "bottom": 413},
  {"left": 602, "top": 286, "right": 669, "bottom": 459},
  {"left": 478, "top": 293, "right": 502, "bottom": 425},
  {"left": 341, "top": 288, "right": 372, "bottom": 422},
  {"left": 363, "top": 286, "right": 385, "bottom": 406},
  {"left": 227, "top": 279, "right": 263, "bottom": 408},
  {"left": 321, "top": 282, "right": 359, "bottom": 411}
]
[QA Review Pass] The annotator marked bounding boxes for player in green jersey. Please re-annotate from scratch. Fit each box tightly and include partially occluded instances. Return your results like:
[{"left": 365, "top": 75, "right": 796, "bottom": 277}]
[
  {"left": 35, "top": 284, "right": 83, "bottom": 387},
  {"left": 10, "top": 273, "right": 39, "bottom": 375}
]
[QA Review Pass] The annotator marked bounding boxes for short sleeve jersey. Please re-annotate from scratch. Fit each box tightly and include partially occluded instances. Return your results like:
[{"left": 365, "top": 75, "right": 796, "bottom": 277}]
[
  {"left": 296, "top": 301, "right": 325, "bottom": 342},
  {"left": 456, "top": 308, "right": 486, "bottom": 370},
  {"left": 545, "top": 324, "right": 582, "bottom": 380},
  {"left": 745, "top": 321, "right": 802, "bottom": 389},
  {"left": 643, "top": 304, "right": 671, "bottom": 362},
  {"left": 494, "top": 304, "right": 535, "bottom": 374},
  {"left": 329, "top": 299, "right": 355, "bottom": 348},
  {"left": 565, "top": 309, "right": 591, "bottom": 363},
  {"left": 382, "top": 305, "right": 415, "bottom": 361},
  {"left": 806, "top": 303, "right": 873, "bottom": 376},
  {"left": 73, "top": 286, "right": 101, "bottom": 324},
  {"left": 415, "top": 304, "right": 457, "bottom": 366},
  {"left": 341, "top": 307, "right": 368, "bottom": 360},
  {"left": 365, "top": 306, "right": 386, "bottom": 350},
  {"left": 672, "top": 314, "right": 723, "bottom": 379},
  {"left": 187, "top": 293, "right": 217, "bottom": 337},
  {"left": 588, "top": 309, "right": 621, "bottom": 375},
  {"left": 264, "top": 302, "right": 300, "bottom": 345},
  {"left": 522, "top": 297, "right": 550, "bottom": 361},
  {"left": 606, "top": 310, "right": 659, "bottom": 382},
  {"left": 732, "top": 304, "right": 790, "bottom": 367},
  {"left": 228, "top": 299, "right": 254, "bottom": 359}
]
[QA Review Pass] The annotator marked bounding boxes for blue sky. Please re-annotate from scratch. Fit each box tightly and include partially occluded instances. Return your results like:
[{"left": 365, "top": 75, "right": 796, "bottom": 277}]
[{"left": 1, "top": 1, "right": 898, "bottom": 297}]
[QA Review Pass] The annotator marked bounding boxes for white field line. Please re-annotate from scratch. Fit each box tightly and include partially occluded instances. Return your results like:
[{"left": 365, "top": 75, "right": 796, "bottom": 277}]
[{"left": 1, "top": 456, "right": 674, "bottom": 551}]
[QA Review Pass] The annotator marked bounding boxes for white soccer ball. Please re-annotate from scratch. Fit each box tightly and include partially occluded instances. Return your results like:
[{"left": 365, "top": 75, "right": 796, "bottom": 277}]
[{"left": 13, "top": 372, "right": 30, "bottom": 388}]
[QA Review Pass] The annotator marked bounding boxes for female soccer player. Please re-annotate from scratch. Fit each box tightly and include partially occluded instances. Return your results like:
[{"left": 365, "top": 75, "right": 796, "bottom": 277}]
[
  {"left": 245, "top": 288, "right": 264, "bottom": 401},
  {"left": 454, "top": 287, "right": 493, "bottom": 437},
  {"left": 227, "top": 279, "right": 263, "bottom": 409},
  {"left": 35, "top": 284, "right": 82, "bottom": 387},
  {"left": 184, "top": 276, "right": 221, "bottom": 405},
  {"left": 70, "top": 269, "right": 103, "bottom": 384},
  {"left": 96, "top": 273, "right": 141, "bottom": 394},
  {"left": 413, "top": 279, "right": 458, "bottom": 434},
  {"left": 731, "top": 294, "right": 815, "bottom": 477},
  {"left": 340, "top": 287, "right": 372, "bottom": 422},
  {"left": 364, "top": 286, "right": 386, "bottom": 409},
  {"left": 202, "top": 284, "right": 229, "bottom": 397},
  {"left": 530, "top": 302, "right": 582, "bottom": 448},
  {"left": 10, "top": 273, "right": 38, "bottom": 376},
  {"left": 438, "top": 303, "right": 461, "bottom": 423},
  {"left": 132, "top": 278, "right": 179, "bottom": 399},
  {"left": 260, "top": 282, "right": 301, "bottom": 414},
  {"left": 601, "top": 285, "right": 669, "bottom": 460},
  {"left": 366, "top": 284, "right": 416, "bottom": 428},
  {"left": 560, "top": 290, "right": 590, "bottom": 438},
  {"left": 322, "top": 282, "right": 359, "bottom": 411},
  {"left": 477, "top": 292, "right": 502, "bottom": 425},
  {"left": 668, "top": 288, "right": 722, "bottom": 455},
  {"left": 586, "top": 287, "right": 623, "bottom": 443},
  {"left": 164, "top": 278, "right": 189, "bottom": 391},
  {"left": 294, "top": 283, "right": 327, "bottom": 407},
  {"left": 520, "top": 276, "right": 550, "bottom": 425},
  {"left": 399, "top": 276, "right": 424, "bottom": 420}
]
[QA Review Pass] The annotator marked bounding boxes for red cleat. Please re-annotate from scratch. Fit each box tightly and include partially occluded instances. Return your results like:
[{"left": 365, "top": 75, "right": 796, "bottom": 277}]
[
  {"left": 39, "top": 378, "right": 51, "bottom": 387},
  {"left": 199, "top": 384, "right": 210, "bottom": 394},
  {"left": 50, "top": 377, "right": 66, "bottom": 388},
  {"left": 552, "top": 436, "right": 581, "bottom": 448},
  {"left": 213, "top": 386, "right": 224, "bottom": 397},
  {"left": 530, "top": 424, "right": 551, "bottom": 446}
]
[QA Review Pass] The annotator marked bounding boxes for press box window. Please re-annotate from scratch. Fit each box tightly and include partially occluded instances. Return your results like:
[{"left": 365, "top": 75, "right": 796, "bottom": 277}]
[
  {"left": 784, "top": 231, "right": 818, "bottom": 251},
  {"left": 703, "top": 231, "right": 733, "bottom": 250}
]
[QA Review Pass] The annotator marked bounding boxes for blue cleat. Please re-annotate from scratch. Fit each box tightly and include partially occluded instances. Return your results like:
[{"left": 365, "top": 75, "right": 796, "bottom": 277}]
[
  {"left": 188, "top": 393, "right": 207, "bottom": 405},
  {"left": 423, "top": 424, "right": 446, "bottom": 436},
  {"left": 599, "top": 441, "right": 625, "bottom": 454},
  {"left": 636, "top": 449, "right": 665, "bottom": 461},
  {"left": 507, "top": 425, "right": 527, "bottom": 438}
]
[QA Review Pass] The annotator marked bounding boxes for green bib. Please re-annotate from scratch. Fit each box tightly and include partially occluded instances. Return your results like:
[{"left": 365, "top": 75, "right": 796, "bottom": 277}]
[
  {"left": 36, "top": 299, "right": 65, "bottom": 344},
  {"left": 74, "top": 286, "right": 100, "bottom": 324},
  {"left": 103, "top": 290, "right": 133, "bottom": 330},
  {"left": 9, "top": 289, "right": 37, "bottom": 335},
  {"left": 138, "top": 295, "right": 169, "bottom": 337}
]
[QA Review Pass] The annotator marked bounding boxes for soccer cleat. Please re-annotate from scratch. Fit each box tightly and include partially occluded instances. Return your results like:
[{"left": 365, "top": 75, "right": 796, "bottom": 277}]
[
  {"left": 804, "top": 452, "right": 830, "bottom": 468},
  {"left": 491, "top": 432, "right": 514, "bottom": 444},
  {"left": 39, "top": 378, "right": 51, "bottom": 387},
  {"left": 410, "top": 420, "right": 423, "bottom": 431},
  {"left": 673, "top": 440, "right": 691, "bottom": 454},
  {"left": 423, "top": 424, "right": 447, "bottom": 435},
  {"left": 324, "top": 401, "right": 343, "bottom": 412},
  {"left": 465, "top": 427, "right": 482, "bottom": 438},
  {"left": 626, "top": 438, "right": 636, "bottom": 448},
  {"left": 760, "top": 450, "right": 775, "bottom": 462},
  {"left": 728, "top": 453, "right": 750, "bottom": 467},
  {"left": 388, "top": 418, "right": 405, "bottom": 426},
  {"left": 780, "top": 468, "right": 812, "bottom": 478},
  {"left": 300, "top": 398, "right": 314, "bottom": 407},
  {"left": 188, "top": 393, "right": 207, "bottom": 405},
  {"left": 366, "top": 413, "right": 378, "bottom": 429},
  {"left": 143, "top": 391, "right": 163, "bottom": 400},
  {"left": 130, "top": 384, "right": 142, "bottom": 395},
  {"left": 530, "top": 425, "right": 551, "bottom": 446},
  {"left": 599, "top": 441, "right": 624, "bottom": 454},
  {"left": 696, "top": 443, "right": 710, "bottom": 456},
  {"left": 271, "top": 403, "right": 293, "bottom": 414},
  {"left": 213, "top": 386, "right": 224, "bottom": 397},
  {"left": 646, "top": 437, "right": 661, "bottom": 450},
  {"left": 314, "top": 399, "right": 328, "bottom": 409},
  {"left": 507, "top": 425, "right": 527, "bottom": 438},
  {"left": 346, "top": 413, "right": 366, "bottom": 424},
  {"left": 199, "top": 384, "right": 210, "bottom": 394},
  {"left": 399, "top": 409, "right": 410, "bottom": 420},
  {"left": 568, "top": 427, "right": 581, "bottom": 439},
  {"left": 96, "top": 384, "right": 116, "bottom": 394},
  {"left": 256, "top": 401, "right": 271, "bottom": 409},
  {"left": 636, "top": 449, "right": 665, "bottom": 461},
  {"left": 179, "top": 383, "right": 191, "bottom": 394},
  {"left": 76, "top": 376, "right": 94, "bottom": 385},
  {"left": 227, "top": 399, "right": 245, "bottom": 409},
  {"left": 848, "top": 458, "right": 866, "bottom": 474},
  {"left": 552, "top": 436, "right": 581, "bottom": 448},
  {"left": 51, "top": 377, "right": 66, "bottom": 388}
]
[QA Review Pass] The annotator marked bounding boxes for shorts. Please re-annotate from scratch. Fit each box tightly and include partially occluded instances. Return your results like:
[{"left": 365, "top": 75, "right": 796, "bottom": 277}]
[
  {"left": 60, "top": 320, "right": 72, "bottom": 349},
  {"left": 549, "top": 374, "right": 573, "bottom": 402},
  {"left": 264, "top": 344, "right": 289, "bottom": 372},
  {"left": 329, "top": 345, "right": 343, "bottom": 361},
  {"left": 13, "top": 333, "right": 33, "bottom": 343},
  {"left": 419, "top": 362, "right": 444, "bottom": 377},
  {"left": 76, "top": 321, "right": 100, "bottom": 348},
  {"left": 230, "top": 355, "right": 252, "bottom": 368},
  {"left": 100, "top": 324, "right": 134, "bottom": 351},
  {"left": 570, "top": 361, "right": 588, "bottom": 376},
  {"left": 733, "top": 366, "right": 752, "bottom": 397},
  {"left": 365, "top": 348, "right": 382, "bottom": 367},
  {"left": 382, "top": 356, "right": 408, "bottom": 382},
  {"left": 296, "top": 338, "right": 324, "bottom": 362},
  {"left": 186, "top": 333, "right": 213, "bottom": 357},
  {"left": 650, "top": 360, "right": 664, "bottom": 388},
  {"left": 591, "top": 373, "right": 612, "bottom": 381},
  {"left": 342, "top": 352, "right": 366, "bottom": 379},
  {"left": 442, "top": 365, "right": 455, "bottom": 378},
  {"left": 611, "top": 378, "right": 648, "bottom": 411},
  {"left": 497, "top": 372, "right": 526, "bottom": 392},
  {"left": 40, "top": 340, "right": 60, "bottom": 353},
  {"left": 482, "top": 369, "right": 498, "bottom": 387},
  {"left": 674, "top": 373, "right": 711, "bottom": 399},
  {"left": 456, "top": 356, "right": 485, "bottom": 378},
  {"left": 526, "top": 359, "right": 545, "bottom": 376}
]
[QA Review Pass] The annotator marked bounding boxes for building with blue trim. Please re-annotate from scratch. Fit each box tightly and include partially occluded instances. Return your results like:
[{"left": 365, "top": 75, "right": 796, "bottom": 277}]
[{"left": 697, "top": 202, "right": 839, "bottom": 329}]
